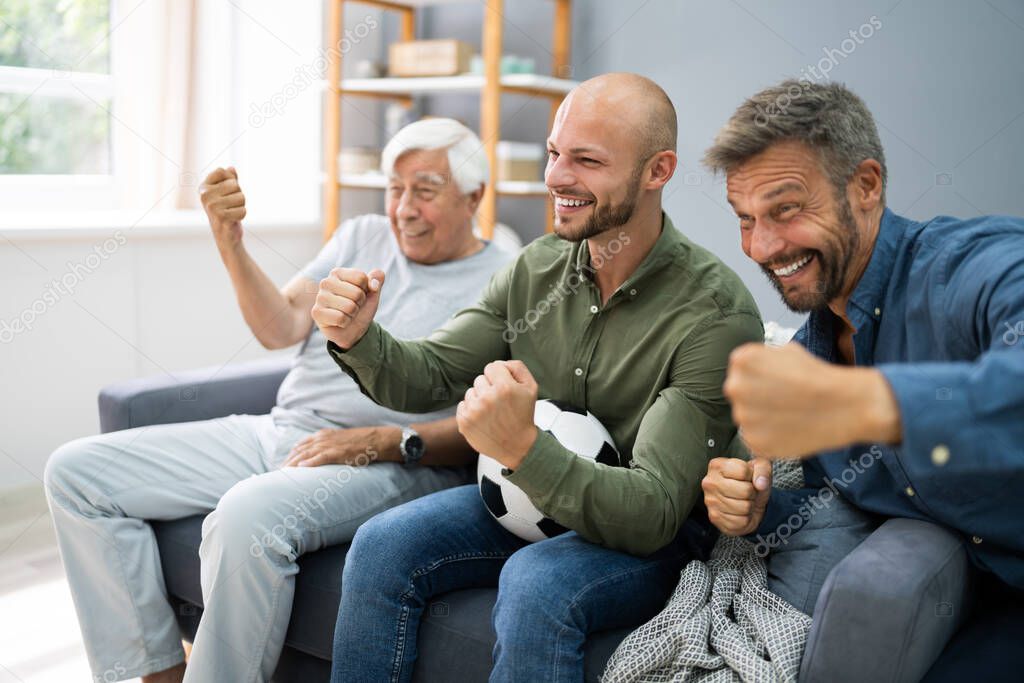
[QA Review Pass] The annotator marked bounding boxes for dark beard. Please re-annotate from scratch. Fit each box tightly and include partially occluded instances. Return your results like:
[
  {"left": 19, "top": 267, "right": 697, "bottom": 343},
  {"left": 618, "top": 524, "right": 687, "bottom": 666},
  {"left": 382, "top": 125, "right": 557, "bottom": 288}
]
[
  {"left": 555, "top": 169, "right": 643, "bottom": 242},
  {"left": 765, "top": 195, "right": 860, "bottom": 313}
]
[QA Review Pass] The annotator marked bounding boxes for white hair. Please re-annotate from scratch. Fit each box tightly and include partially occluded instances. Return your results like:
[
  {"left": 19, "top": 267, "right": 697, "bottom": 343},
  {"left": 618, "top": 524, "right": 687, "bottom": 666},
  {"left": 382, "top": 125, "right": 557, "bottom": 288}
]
[{"left": 380, "top": 118, "right": 489, "bottom": 195}]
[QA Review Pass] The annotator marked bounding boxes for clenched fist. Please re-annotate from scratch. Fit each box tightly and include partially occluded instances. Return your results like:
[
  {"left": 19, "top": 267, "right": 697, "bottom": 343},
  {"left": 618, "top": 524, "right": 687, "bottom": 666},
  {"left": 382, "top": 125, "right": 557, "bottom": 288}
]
[
  {"left": 200, "top": 167, "right": 246, "bottom": 252},
  {"left": 457, "top": 360, "right": 539, "bottom": 469},
  {"left": 311, "top": 267, "right": 386, "bottom": 350},
  {"left": 701, "top": 456, "right": 772, "bottom": 536},
  {"left": 723, "top": 343, "right": 902, "bottom": 460}
]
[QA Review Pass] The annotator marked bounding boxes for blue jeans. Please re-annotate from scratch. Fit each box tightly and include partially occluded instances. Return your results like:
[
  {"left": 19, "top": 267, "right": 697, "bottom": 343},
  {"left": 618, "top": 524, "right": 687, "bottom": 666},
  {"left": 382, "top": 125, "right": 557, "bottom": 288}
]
[{"left": 330, "top": 484, "right": 715, "bottom": 683}]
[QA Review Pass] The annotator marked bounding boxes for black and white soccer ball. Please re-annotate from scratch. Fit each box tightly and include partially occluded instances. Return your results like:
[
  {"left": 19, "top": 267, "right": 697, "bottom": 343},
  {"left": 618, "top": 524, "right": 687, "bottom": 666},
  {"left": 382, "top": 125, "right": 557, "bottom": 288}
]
[{"left": 477, "top": 399, "right": 620, "bottom": 542}]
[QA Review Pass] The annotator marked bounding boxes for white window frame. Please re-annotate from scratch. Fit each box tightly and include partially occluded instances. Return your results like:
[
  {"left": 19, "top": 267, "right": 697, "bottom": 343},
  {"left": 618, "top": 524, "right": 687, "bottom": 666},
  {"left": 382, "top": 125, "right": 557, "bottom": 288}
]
[{"left": 0, "top": 7, "right": 117, "bottom": 211}]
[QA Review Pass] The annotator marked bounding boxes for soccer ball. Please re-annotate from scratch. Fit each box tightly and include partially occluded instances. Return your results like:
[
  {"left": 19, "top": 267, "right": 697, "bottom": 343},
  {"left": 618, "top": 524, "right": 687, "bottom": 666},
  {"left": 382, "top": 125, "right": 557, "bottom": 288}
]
[{"left": 477, "top": 399, "right": 620, "bottom": 542}]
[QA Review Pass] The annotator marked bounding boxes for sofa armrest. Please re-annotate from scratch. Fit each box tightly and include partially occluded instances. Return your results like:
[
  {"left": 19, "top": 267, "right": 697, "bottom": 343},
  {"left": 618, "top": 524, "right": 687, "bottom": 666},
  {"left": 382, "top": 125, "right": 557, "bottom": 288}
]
[
  {"left": 98, "top": 356, "right": 293, "bottom": 433},
  {"left": 799, "top": 518, "right": 969, "bottom": 683}
]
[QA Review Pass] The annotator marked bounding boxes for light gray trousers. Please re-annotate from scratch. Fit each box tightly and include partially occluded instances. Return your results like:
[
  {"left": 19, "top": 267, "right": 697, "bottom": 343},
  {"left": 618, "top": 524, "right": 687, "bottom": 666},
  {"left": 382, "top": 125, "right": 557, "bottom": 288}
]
[{"left": 42, "top": 413, "right": 468, "bottom": 683}]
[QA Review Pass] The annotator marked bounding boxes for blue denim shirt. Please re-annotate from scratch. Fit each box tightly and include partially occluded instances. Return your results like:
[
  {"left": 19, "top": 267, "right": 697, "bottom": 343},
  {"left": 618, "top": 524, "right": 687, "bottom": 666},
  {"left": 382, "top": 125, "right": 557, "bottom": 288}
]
[{"left": 755, "top": 208, "right": 1024, "bottom": 589}]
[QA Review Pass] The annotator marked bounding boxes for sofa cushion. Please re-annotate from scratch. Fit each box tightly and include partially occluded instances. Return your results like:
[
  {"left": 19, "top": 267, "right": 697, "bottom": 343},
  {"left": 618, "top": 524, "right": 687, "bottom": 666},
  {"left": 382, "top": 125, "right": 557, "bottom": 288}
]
[
  {"left": 152, "top": 515, "right": 631, "bottom": 681},
  {"left": 154, "top": 515, "right": 350, "bottom": 660},
  {"left": 765, "top": 490, "right": 879, "bottom": 615},
  {"left": 799, "top": 518, "right": 969, "bottom": 683}
]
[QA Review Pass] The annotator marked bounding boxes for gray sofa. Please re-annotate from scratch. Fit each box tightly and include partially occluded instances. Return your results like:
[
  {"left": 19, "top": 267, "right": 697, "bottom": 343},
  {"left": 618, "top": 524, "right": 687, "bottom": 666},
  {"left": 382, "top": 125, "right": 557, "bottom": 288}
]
[{"left": 98, "top": 357, "right": 973, "bottom": 682}]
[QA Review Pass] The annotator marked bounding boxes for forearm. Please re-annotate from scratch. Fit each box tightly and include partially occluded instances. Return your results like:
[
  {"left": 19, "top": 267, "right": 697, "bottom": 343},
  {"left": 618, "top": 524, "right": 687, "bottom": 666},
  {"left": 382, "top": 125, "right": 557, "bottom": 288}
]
[
  {"left": 506, "top": 430, "right": 704, "bottom": 556},
  {"left": 372, "top": 416, "right": 477, "bottom": 467},
  {"left": 416, "top": 416, "right": 477, "bottom": 466},
  {"left": 504, "top": 376, "right": 740, "bottom": 555},
  {"left": 877, "top": 353, "right": 1024, "bottom": 478},
  {"left": 329, "top": 309, "right": 509, "bottom": 414},
  {"left": 329, "top": 261, "right": 513, "bottom": 413},
  {"left": 220, "top": 244, "right": 308, "bottom": 349},
  {"left": 844, "top": 367, "right": 903, "bottom": 445},
  {"left": 328, "top": 327, "right": 460, "bottom": 414}
]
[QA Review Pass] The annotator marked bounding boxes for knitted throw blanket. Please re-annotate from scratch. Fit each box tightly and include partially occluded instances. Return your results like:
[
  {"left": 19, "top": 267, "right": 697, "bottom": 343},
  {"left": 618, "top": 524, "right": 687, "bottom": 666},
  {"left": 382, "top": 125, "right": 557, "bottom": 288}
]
[{"left": 602, "top": 461, "right": 809, "bottom": 683}]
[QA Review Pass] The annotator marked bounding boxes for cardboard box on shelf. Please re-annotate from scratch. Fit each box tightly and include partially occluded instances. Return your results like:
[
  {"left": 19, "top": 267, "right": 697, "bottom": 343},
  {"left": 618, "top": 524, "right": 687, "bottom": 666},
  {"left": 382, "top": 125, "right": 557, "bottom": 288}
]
[
  {"left": 496, "top": 141, "right": 545, "bottom": 182},
  {"left": 338, "top": 148, "right": 382, "bottom": 176},
  {"left": 388, "top": 40, "right": 474, "bottom": 78}
]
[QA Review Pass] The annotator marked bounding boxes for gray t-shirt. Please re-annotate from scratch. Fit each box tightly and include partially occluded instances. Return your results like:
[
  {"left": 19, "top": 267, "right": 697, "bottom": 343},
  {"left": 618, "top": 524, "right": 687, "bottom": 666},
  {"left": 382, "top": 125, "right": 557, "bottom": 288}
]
[{"left": 271, "top": 213, "right": 515, "bottom": 433}]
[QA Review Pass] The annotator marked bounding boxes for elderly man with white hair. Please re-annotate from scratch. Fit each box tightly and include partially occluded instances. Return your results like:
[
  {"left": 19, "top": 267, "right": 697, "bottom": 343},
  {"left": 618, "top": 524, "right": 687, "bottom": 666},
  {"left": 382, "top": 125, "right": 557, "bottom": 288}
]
[{"left": 43, "top": 118, "right": 515, "bottom": 683}]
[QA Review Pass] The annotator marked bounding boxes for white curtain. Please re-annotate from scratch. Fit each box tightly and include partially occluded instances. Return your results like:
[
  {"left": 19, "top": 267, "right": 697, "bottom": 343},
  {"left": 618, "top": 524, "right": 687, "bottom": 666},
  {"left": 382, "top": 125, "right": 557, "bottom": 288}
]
[{"left": 111, "top": 0, "right": 234, "bottom": 212}]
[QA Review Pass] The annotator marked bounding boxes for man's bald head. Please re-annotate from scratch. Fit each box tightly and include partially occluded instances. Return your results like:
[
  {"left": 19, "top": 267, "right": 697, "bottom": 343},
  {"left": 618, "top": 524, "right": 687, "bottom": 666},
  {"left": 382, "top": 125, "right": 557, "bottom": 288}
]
[
  {"left": 545, "top": 73, "right": 678, "bottom": 241},
  {"left": 557, "top": 72, "right": 678, "bottom": 164}
]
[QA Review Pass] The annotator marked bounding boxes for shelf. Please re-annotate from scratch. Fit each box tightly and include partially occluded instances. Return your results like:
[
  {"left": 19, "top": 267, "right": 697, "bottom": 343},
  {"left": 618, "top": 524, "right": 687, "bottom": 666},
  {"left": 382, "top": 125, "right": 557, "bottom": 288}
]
[
  {"left": 347, "top": 0, "right": 476, "bottom": 7},
  {"left": 339, "top": 174, "right": 549, "bottom": 196},
  {"left": 336, "top": 73, "right": 578, "bottom": 99},
  {"left": 494, "top": 180, "right": 549, "bottom": 196},
  {"left": 338, "top": 173, "right": 389, "bottom": 189},
  {"left": 324, "top": 0, "right": 572, "bottom": 239}
]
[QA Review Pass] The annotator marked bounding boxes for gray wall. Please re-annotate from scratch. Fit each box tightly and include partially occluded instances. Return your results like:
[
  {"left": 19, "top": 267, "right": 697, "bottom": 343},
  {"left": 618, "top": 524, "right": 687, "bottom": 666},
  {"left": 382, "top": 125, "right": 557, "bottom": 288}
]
[{"left": 415, "top": 0, "right": 1024, "bottom": 328}]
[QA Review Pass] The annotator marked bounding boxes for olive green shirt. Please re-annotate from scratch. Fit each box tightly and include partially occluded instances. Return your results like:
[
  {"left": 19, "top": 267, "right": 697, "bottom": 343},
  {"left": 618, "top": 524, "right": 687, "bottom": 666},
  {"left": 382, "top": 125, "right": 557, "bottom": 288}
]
[{"left": 329, "top": 214, "right": 763, "bottom": 555}]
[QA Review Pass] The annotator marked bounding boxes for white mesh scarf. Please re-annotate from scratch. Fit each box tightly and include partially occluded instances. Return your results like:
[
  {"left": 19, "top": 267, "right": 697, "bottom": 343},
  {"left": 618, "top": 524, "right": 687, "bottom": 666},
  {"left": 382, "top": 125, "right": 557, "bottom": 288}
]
[{"left": 602, "top": 460, "right": 809, "bottom": 683}]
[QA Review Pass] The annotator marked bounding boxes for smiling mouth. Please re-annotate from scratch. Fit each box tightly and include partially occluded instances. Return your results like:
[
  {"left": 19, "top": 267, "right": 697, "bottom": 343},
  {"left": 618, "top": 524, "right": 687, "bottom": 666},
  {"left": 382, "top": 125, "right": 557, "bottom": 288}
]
[
  {"left": 401, "top": 228, "right": 430, "bottom": 238},
  {"left": 771, "top": 253, "right": 814, "bottom": 278},
  {"left": 553, "top": 195, "right": 595, "bottom": 211}
]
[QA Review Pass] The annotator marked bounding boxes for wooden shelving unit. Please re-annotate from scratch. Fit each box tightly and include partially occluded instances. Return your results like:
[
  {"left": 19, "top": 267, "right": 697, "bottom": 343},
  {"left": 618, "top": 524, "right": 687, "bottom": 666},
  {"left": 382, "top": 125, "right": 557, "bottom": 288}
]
[{"left": 322, "top": 0, "right": 575, "bottom": 241}]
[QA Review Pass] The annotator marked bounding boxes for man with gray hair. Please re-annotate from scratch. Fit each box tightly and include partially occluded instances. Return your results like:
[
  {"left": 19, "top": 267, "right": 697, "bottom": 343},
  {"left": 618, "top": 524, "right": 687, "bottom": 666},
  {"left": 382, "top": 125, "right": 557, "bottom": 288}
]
[
  {"left": 43, "top": 118, "right": 515, "bottom": 683},
  {"left": 701, "top": 79, "right": 1024, "bottom": 680}
]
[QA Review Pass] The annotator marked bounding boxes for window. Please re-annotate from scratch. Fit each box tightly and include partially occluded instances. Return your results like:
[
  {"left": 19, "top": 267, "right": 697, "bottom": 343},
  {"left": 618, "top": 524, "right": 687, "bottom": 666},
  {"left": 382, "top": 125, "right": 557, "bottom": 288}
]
[
  {"left": 0, "top": 0, "right": 114, "bottom": 208},
  {"left": 0, "top": 0, "right": 326, "bottom": 222}
]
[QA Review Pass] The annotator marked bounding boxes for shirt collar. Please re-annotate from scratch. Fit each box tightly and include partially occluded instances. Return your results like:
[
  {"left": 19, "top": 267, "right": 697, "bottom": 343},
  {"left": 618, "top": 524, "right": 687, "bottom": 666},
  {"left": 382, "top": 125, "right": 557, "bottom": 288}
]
[
  {"left": 846, "top": 207, "right": 908, "bottom": 322},
  {"left": 800, "top": 207, "right": 908, "bottom": 360},
  {"left": 571, "top": 212, "right": 685, "bottom": 293}
]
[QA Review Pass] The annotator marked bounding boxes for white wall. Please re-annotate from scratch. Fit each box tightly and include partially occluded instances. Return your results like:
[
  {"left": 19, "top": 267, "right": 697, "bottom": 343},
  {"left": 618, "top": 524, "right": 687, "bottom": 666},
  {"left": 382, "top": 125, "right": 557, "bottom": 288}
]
[{"left": 0, "top": 220, "right": 322, "bottom": 491}]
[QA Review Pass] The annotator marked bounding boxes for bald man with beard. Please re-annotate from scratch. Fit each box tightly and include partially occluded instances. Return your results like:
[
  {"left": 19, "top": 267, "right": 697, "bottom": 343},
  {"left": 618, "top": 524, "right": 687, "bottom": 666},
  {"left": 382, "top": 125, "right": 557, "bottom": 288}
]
[{"left": 320, "top": 73, "right": 763, "bottom": 682}]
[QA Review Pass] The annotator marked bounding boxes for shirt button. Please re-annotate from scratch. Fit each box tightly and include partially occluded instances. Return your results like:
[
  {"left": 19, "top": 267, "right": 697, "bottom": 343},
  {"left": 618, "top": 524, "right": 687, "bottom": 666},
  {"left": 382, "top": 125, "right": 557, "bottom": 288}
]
[
  {"left": 972, "top": 535, "right": 984, "bottom": 545},
  {"left": 874, "top": 307, "right": 882, "bottom": 316},
  {"left": 629, "top": 288, "right": 637, "bottom": 296},
  {"left": 904, "top": 486, "right": 915, "bottom": 497},
  {"left": 931, "top": 444, "right": 950, "bottom": 467},
  {"left": 707, "top": 438, "right": 715, "bottom": 448},
  {"left": 589, "top": 305, "right": 599, "bottom": 314},
  {"left": 574, "top": 368, "right": 583, "bottom": 377}
]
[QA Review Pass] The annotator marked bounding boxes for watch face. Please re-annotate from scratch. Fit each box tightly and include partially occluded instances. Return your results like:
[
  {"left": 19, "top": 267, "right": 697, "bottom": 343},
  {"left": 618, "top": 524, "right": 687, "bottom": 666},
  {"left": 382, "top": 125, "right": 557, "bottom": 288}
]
[{"left": 403, "top": 432, "right": 425, "bottom": 462}]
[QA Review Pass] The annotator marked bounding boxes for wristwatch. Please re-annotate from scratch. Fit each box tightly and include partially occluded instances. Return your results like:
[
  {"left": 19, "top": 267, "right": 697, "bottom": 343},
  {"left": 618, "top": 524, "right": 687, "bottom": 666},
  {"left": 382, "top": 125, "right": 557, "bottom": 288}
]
[{"left": 400, "top": 427, "right": 425, "bottom": 466}]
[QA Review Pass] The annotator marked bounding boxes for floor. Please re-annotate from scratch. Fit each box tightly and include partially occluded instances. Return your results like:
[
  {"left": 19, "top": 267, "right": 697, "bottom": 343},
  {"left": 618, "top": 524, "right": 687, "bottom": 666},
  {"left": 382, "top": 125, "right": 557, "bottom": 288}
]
[{"left": 0, "top": 484, "right": 143, "bottom": 683}]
